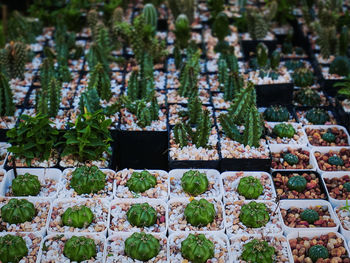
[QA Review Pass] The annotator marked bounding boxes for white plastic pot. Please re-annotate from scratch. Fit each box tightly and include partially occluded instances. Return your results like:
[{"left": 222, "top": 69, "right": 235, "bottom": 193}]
[
  {"left": 321, "top": 171, "right": 350, "bottom": 207},
  {"left": 303, "top": 125, "right": 350, "bottom": 148},
  {"left": 108, "top": 198, "right": 168, "bottom": 236},
  {"left": 266, "top": 122, "right": 308, "bottom": 146},
  {"left": 221, "top": 171, "right": 276, "bottom": 203},
  {"left": 279, "top": 199, "right": 339, "bottom": 235},
  {"left": 310, "top": 146, "right": 350, "bottom": 174},
  {"left": 169, "top": 169, "right": 223, "bottom": 200},
  {"left": 334, "top": 205, "right": 350, "bottom": 241},
  {"left": 0, "top": 168, "right": 62, "bottom": 199},
  {"left": 0, "top": 142, "right": 10, "bottom": 168}
]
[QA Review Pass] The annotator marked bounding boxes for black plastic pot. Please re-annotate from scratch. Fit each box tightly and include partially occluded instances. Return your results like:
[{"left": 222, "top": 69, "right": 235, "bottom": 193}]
[
  {"left": 241, "top": 39, "right": 277, "bottom": 60},
  {"left": 169, "top": 158, "right": 220, "bottom": 170},
  {"left": 116, "top": 130, "right": 168, "bottom": 170},
  {"left": 255, "top": 83, "right": 294, "bottom": 106},
  {"left": 220, "top": 157, "right": 271, "bottom": 172}
]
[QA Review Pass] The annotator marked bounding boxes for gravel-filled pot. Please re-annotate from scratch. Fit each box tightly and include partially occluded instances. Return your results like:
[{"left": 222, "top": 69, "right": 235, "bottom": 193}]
[
  {"left": 221, "top": 171, "right": 276, "bottom": 203},
  {"left": 322, "top": 172, "right": 350, "bottom": 207},
  {"left": 304, "top": 125, "right": 350, "bottom": 147},
  {"left": 265, "top": 122, "right": 308, "bottom": 146},
  {"left": 230, "top": 234, "right": 293, "bottom": 262},
  {"left": 167, "top": 231, "right": 231, "bottom": 263},
  {"left": 311, "top": 147, "right": 350, "bottom": 173}
]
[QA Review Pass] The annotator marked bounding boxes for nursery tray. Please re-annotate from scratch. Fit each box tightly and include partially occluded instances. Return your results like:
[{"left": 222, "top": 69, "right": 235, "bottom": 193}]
[
  {"left": 220, "top": 157, "right": 271, "bottom": 172},
  {"left": 255, "top": 83, "right": 294, "bottom": 106},
  {"left": 116, "top": 130, "right": 168, "bottom": 170}
]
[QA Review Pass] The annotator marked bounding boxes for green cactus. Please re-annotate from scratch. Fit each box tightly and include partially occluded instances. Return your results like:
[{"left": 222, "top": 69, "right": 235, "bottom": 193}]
[
  {"left": 284, "top": 153, "right": 299, "bottom": 165},
  {"left": 212, "top": 12, "right": 230, "bottom": 53},
  {"left": 219, "top": 113, "right": 242, "bottom": 142},
  {"left": 256, "top": 42, "right": 269, "bottom": 69},
  {"left": 168, "top": 0, "right": 195, "bottom": 24},
  {"left": 12, "top": 173, "right": 41, "bottom": 196},
  {"left": 329, "top": 56, "right": 350, "bottom": 77},
  {"left": 126, "top": 170, "right": 157, "bottom": 193},
  {"left": 292, "top": 67, "right": 314, "bottom": 87},
  {"left": 173, "top": 122, "right": 191, "bottom": 148},
  {"left": 218, "top": 55, "right": 228, "bottom": 86},
  {"left": 270, "top": 50, "right": 280, "bottom": 70},
  {"left": 143, "top": 3, "right": 158, "bottom": 32},
  {"left": 126, "top": 203, "right": 157, "bottom": 227},
  {"left": 273, "top": 123, "right": 296, "bottom": 138},
  {"left": 79, "top": 88, "right": 102, "bottom": 113},
  {"left": 192, "top": 110, "right": 211, "bottom": 148},
  {"left": 187, "top": 95, "right": 203, "bottom": 125},
  {"left": 241, "top": 239, "right": 275, "bottom": 263},
  {"left": 179, "top": 49, "right": 200, "bottom": 98},
  {"left": 125, "top": 98, "right": 159, "bottom": 128},
  {"left": 263, "top": 106, "right": 289, "bottom": 122},
  {"left": 88, "top": 63, "right": 112, "bottom": 101},
  {"left": 237, "top": 176, "right": 264, "bottom": 199},
  {"left": 39, "top": 58, "right": 55, "bottom": 89},
  {"left": 0, "top": 234, "right": 28, "bottom": 263},
  {"left": 328, "top": 155, "right": 344, "bottom": 166},
  {"left": 70, "top": 166, "right": 106, "bottom": 195},
  {"left": 295, "top": 88, "right": 321, "bottom": 106},
  {"left": 314, "top": 23, "right": 337, "bottom": 60},
  {"left": 0, "top": 73, "right": 15, "bottom": 116},
  {"left": 46, "top": 78, "right": 61, "bottom": 117},
  {"left": 308, "top": 245, "right": 329, "bottom": 262},
  {"left": 305, "top": 108, "right": 330, "bottom": 124},
  {"left": 207, "top": 0, "right": 224, "bottom": 21},
  {"left": 1, "top": 198, "right": 36, "bottom": 224},
  {"left": 62, "top": 205, "right": 94, "bottom": 228},
  {"left": 287, "top": 176, "right": 307, "bottom": 192},
  {"left": 174, "top": 14, "right": 191, "bottom": 50},
  {"left": 181, "top": 233, "right": 214, "bottom": 263},
  {"left": 63, "top": 236, "right": 97, "bottom": 262},
  {"left": 181, "top": 170, "right": 209, "bottom": 196},
  {"left": 242, "top": 105, "right": 263, "bottom": 148},
  {"left": 124, "top": 232, "right": 160, "bottom": 261},
  {"left": 322, "top": 132, "right": 336, "bottom": 142},
  {"left": 300, "top": 209, "right": 319, "bottom": 224},
  {"left": 87, "top": 9, "right": 99, "bottom": 38},
  {"left": 339, "top": 26, "right": 349, "bottom": 56},
  {"left": 86, "top": 43, "right": 110, "bottom": 72},
  {"left": 344, "top": 182, "right": 350, "bottom": 192},
  {"left": 239, "top": 201, "right": 270, "bottom": 228},
  {"left": 0, "top": 42, "right": 27, "bottom": 80}
]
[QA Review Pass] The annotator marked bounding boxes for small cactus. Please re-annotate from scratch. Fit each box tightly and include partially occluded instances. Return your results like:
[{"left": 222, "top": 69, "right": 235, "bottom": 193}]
[
  {"left": 181, "top": 233, "right": 214, "bottom": 263},
  {"left": 126, "top": 170, "right": 157, "bottom": 193},
  {"left": 184, "top": 198, "right": 216, "bottom": 227},
  {"left": 181, "top": 170, "right": 209, "bottom": 196},
  {"left": 62, "top": 205, "right": 94, "bottom": 229},
  {"left": 305, "top": 108, "right": 330, "bottom": 125},
  {"left": 63, "top": 236, "right": 97, "bottom": 262},
  {"left": 1, "top": 198, "right": 36, "bottom": 224},
  {"left": 295, "top": 88, "right": 321, "bottom": 106},
  {"left": 143, "top": 3, "right": 158, "bottom": 32},
  {"left": 308, "top": 245, "right": 329, "bottom": 262},
  {"left": 239, "top": 201, "right": 270, "bottom": 228},
  {"left": 237, "top": 176, "right": 263, "bottom": 199},
  {"left": 212, "top": 12, "right": 230, "bottom": 53},
  {"left": 0, "top": 234, "right": 28, "bottom": 263},
  {"left": 328, "top": 155, "right": 344, "bottom": 166},
  {"left": 263, "top": 106, "right": 289, "bottom": 122},
  {"left": 124, "top": 232, "right": 160, "bottom": 261},
  {"left": 292, "top": 67, "right": 314, "bottom": 87},
  {"left": 287, "top": 175, "right": 307, "bottom": 193},
  {"left": 241, "top": 239, "right": 275, "bottom": 263},
  {"left": 12, "top": 173, "right": 41, "bottom": 196},
  {"left": 284, "top": 153, "right": 299, "bottom": 165},
  {"left": 0, "top": 41, "right": 27, "bottom": 79},
  {"left": 126, "top": 203, "right": 157, "bottom": 227},
  {"left": 272, "top": 123, "right": 296, "bottom": 138},
  {"left": 329, "top": 56, "right": 350, "bottom": 77},
  {"left": 0, "top": 73, "right": 15, "bottom": 116},
  {"left": 88, "top": 63, "right": 112, "bottom": 101},
  {"left": 70, "top": 166, "right": 106, "bottom": 195},
  {"left": 179, "top": 49, "right": 200, "bottom": 98},
  {"left": 300, "top": 209, "right": 319, "bottom": 224},
  {"left": 174, "top": 14, "right": 191, "bottom": 50}
]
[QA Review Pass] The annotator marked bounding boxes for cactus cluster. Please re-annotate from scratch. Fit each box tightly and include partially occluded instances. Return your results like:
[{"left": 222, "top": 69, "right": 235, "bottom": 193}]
[
  {"left": 239, "top": 201, "right": 270, "bottom": 228},
  {"left": 263, "top": 105, "right": 289, "bottom": 122},
  {"left": 254, "top": 43, "right": 281, "bottom": 80},
  {"left": 305, "top": 108, "right": 330, "bottom": 124},
  {"left": 70, "top": 166, "right": 106, "bottom": 195},
  {"left": 12, "top": 173, "right": 41, "bottom": 196},
  {"left": 126, "top": 170, "right": 157, "bottom": 193},
  {"left": 0, "top": 73, "right": 15, "bottom": 116},
  {"left": 237, "top": 176, "right": 264, "bottom": 199},
  {"left": 36, "top": 77, "right": 61, "bottom": 118},
  {"left": 1, "top": 198, "right": 36, "bottom": 224},
  {"left": 181, "top": 233, "right": 214, "bottom": 263},
  {"left": 181, "top": 170, "right": 209, "bottom": 196},
  {"left": 241, "top": 239, "right": 275, "bottom": 263},
  {"left": 79, "top": 88, "right": 102, "bottom": 113},
  {"left": 273, "top": 123, "right": 296, "bottom": 138},
  {"left": 0, "top": 41, "right": 27, "bottom": 80},
  {"left": 184, "top": 198, "right": 216, "bottom": 227},
  {"left": 62, "top": 205, "right": 94, "bottom": 228},
  {"left": 295, "top": 88, "right": 321, "bottom": 106},
  {"left": 124, "top": 232, "right": 160, "bottom": 261},
  {"left": 88, "top": 63, "right": 112, "bottom": 101},
  {"left": 63, "top": 236, "right": 97, "bottom": 262},
  {"left": 0, "top": 234, "right": 28, "bottom": 263},
  {"left": 127, "top": 203, "right": 157, "bottom": 227}
]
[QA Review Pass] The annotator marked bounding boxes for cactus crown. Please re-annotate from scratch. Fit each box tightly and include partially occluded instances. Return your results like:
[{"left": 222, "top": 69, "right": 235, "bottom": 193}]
[
  {"left": 241, "top": 239, "right": 275, "bottom": 263},
  {"left": 0, "top": 41, "right": 27, "bottom": 80},
  {"left": 0, "top": 72, "right": 15, "bottom": 116},
  {"left": 62, "top": 205, "right": 94, "bottom": 229},
  {"left": 0, "top": 234, "right": 28, "bottom": 263},
  {"left": 124, "top": 232, "right": 160, "bottom": 261},
  {"left": 322, "top": 131, "right": 336, "bottom": 142},
  {"left": 263, "top": 105, "right": 289, "bottom": 122},
  {"left": 143, "top": 3, "right": 158, "bottom": 32},
  {"left": 127, "top": 203, "right": 157, "bottom": 227},
  {"left": 181, "top": 170, "right": 209, "bottom": 196},
  {"left": 295, "top": 88, "right": 321, "bottom": 106},
  {"left": 70, "top": 165, "right": 106, "bottom": 195},
  {"left": 237, "top": 176, "right": 264, "bottom": 199},
  {"left": 1, "top": 198, "right": 36, "bottom": 224},
  {"left": 328, "top": 155, "right": 344, "bottom": 166},
  {"left": 184, "top": 198, "right": 216, "bottom": 227},
  {"left": 12, "top": 173, "right": 41, "bottom": 196},
  {"left": 305, "top": 108, "right": 330, "bottom": 124},
  {"left": 181, "top": 233, "right": 215, "bottom": 263},
  {"left": 126, "top": 170, "right": 157, "bottom": 193},
  {"left": 63, "top": 236, "right": 97, "bottom": 262},
  {"left": 284, "top": 153, "right": 299, "bottom": 165},
  {"left": 239, "top": 201, "right": 270, "bottom": 228}
]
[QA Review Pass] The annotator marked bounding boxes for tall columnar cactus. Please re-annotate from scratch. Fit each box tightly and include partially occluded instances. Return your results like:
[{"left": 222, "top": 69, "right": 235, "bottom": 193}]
[
  {"left": 246, "top": 4, "right": 277, "bottom": 40},
  {"left": 314, "top": 23, "right": 337, "bottom": 59},
  {"left": 212, "top": 11, "right": 230, "bottom": 53},
  {"left": 339, "top": 26, "right": 349, "bottom": 56},
  {"left": 256, "top": 42, "right": 269, "bottom": 69},
  {"left": 173, "top": 122, "right": 190, "bottom": 148},
  {"left": 270, "top": 50, "right": 280, "bottom": 70},
  {"left": 93, "top": 22, "right": 112, "bottom": 56},
  {"left": 143, "top": 3, "right": 158, "bottom": 32},
  {"left": 12, "top": 173, "right": 41, "bottom": 196},
  {"left": 1, "top": 198, "right": 36, "bottom": 224},
  {"left": 40, "top": 58, "right": 55, "bottom": 89},
  {"left": 48, "top": 78, "right": 61, "bottom": 117},
  {"left": 241, "top": 239, "right": 275, "bottom": 263},
  {"left": 242, "top": 105, "right": 262, "bottom": 148},
  {"left": 181, "top": 170, "right": 209, "bottom": 196},
  {"left": 187, "top": 95, "right": 203, "bottom": 125},
  {"left": 0, "top": 73, "right": 15, "bottom": 116},
  {"left": 87, "top": 9, "right": 99, "bottom": 38},
  {"left": 184, "top": 198, "right": 216, "bottom": 226},
  {"left": 174, "top": 14, "right": 191, "bottom": 50},
  {"left": 219, "top": 113, "right": 242, "bottom": 142},
  {"left": 0, "top": 234, "right": 28, "bottom": 263},
  {"left": 207, "top": 0, "right": 224, "bottom": 21},
  {"left": 192, "top": 109, "right": 211, "bottom": 148},
  {"left": 63, "top": 236, "right": 97, "bottom": 262},
  {"left": 62, "top": 205, "right": 94, "bottom": 228},
  {"left": 179, "top": 49, "right": 200, "bottom": 97},
  {"left": 70, "top": 166, "right": 106, "bottom": 195},
  {"left": 0, "top": 41, "right": 27, "bottom": 79},
  {"left": 88, "top": 63, "right": 112, "bottom": 101},
  {"left": 124, "top": 232, "right": 160, "bottom": 261},
  {"left": 181, "top": 234, "right": 215, "bottom": 263}
]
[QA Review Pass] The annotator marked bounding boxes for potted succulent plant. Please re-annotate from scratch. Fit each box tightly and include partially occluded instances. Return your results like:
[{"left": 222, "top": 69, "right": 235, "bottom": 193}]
[
  {"left": 312, "top": 147, "right": 350, "bottom": 173},
  {"left": 305, "top": 125, "right": 350, "bottom": 147},
  {"left": 322, "top": 172, "right": 350, "bottom": 207}
]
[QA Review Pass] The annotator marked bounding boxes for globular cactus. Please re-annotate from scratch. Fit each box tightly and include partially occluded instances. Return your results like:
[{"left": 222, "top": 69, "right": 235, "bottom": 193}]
[
  {"left": 126, "top": 170, "right": 157, "bottom": 193},
  {"left": 181, "top": 170, "right": 209, "bottom": 196},
  {"left": 126, "top": 203, "right": 157, "bottom": 227},
  {"left": 305, "top": 108, "right": 330, "bottom": 124},
  {"left": 1, "top": 198, "right": 36, "bottom": 224},
  {"left": 174, "top": 14, "right": 191, "bottom": 50},
  {"left": 79, "top": 88, "right": 102, "bottom": 113},
  {"left": 239, "top": 201, "right": 270, "bottom": 228},
  {"left": 295, "top": 88, "right": 321, "bottom": 106},
  {"left": 181, "top": 233, "right": 214, "bottom": 263},
  {"left": 0, "top": 234, "right": 28, "bottom": 263},
  {"left": 70, "top": 166, "right": 106, "bottom": 195},
  {"left": 237, "top": 176, "right": 263, "bottom": 199},
  {"left": 184, "top": 198, "right": 216, "bottom": 227},
  {"left": 179, "top": 49, "right": 200, "bottom": 98},
  {"left": 329, "top": 56, "right": 350, "bottom": 77},
  {"left": 344, "top": 182, "right": 350, "bottom": 192},
  {"left": 12, "top": 173, "right": 41, "bottom": 196},
  {"left": 0, "top": 41, "right": 27, "bottom": 80},
  {"left": 62, "top": 205, "right": 94, "bottom": 229},
  {"left": 272, "top": 123, "right": 296, "bottom": 138},
  {"left": 284, "top": 153, "right": 299, "bottom": 165},
  {"left": 263, "top": 106, "right": 289, "bottom": 122},
  {"left": 241, "top": 239, "right": 275, "bottom": 263},
  {"left": 292, "top": 67, "right": 314, "bottom": 87},
  {"left": 287, "top": 175, "right": 307, "bottom": 192},
  {"left": 63, "top": 236, "right": 97, "bottom": 262},
  {"left": 88, "top": 63, "right": 112, "bottom": 101},
  {"left": 143, "top": 3, "right": 158, "bottom": 32},
  {"left": 212, "top": 12, "right": 230, "bottom": 53},
  {"left": 168, "top": 0, "right": 195, "bottom": 24},
  {"left": 322, "top": 131, "right": 336, "bottom": 142},
  {"left": 0, "top": 72, "right": 15, "bottom": 116},
  {"left": 308, "top": 245, "right": 329, "bottom": 262},
  {"left": 328, "top": 155, "right": 344, "bottom": 166},
  {"left": 124, "top": 232, "right": 160, "bottom": 261},
  {"left": 300, "top": 209, "right": 319, "bottom": 224}
]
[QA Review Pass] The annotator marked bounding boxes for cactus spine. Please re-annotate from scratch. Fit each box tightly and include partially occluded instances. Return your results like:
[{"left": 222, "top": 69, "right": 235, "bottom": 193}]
[{"left": 0, "top": 73, "right": 15, "bottom": 116}]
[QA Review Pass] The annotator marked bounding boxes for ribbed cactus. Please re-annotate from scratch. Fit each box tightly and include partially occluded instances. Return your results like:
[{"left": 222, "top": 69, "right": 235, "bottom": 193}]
[
  {"left": 270, "top": 50, "right": 280, "bottom": 70},
  {"left": 174, "top": 122, "right": 190, "bottom": 148},
  {"left": 88, "top": 63, "right": 112, "bottom": 101},
  {"left": 218, "top": 56, "right": 228, "bottom": 86},
  {"left": 314, "top": 23, "right": 337, "bottom": 59},
  {"left": 87, "top": 9, "right": 99, "bottom": 38},
  {"left": 339, "top": 26, "right": 349, "bottom": 56},
  {"left": 256, "top": 42, "right": 269, "bottom": 69},
  {"left": 124, "top": 97, "right": 159, "bottom": 128},
  {"left": 168, "top": 0, "right": 195, "bottom": 24},
  {"left": 179, "top": 48, "right": 200, "bottom": 97},
  {"left": 212, "top": 11, "right": 230, "bottom": 53},
  {"left": 48, "top": 78, "right": 61, "bottom": 117},
  {"left": 0, "top": 41, "right": 27, "bottom": 79},
  {"left": 187, "top": 95, "right": 202, "bottom": 125},
  {"left": 242, "top": 105, "right": 262, "bottom": 148},
  {"left": 219, "top": 113, "right": 242, "bottom": 142},
  {"left": 40, "top": 58, "right": 55, "bottom": 89},
  {"left": 192, "top": 110, "right": 211, "bottom": 148},
  {"left": 79, "top": 88, "right": 102, "bottom": 113},
  {"left": 174, "top": 14, "right": 191, "bottom": 50},
  {"left": 0, "top": 73, "right": 15, "bottom": 116},
  {"left": 143, "top": 3, "right": 158, "bottom": 32},
  {"left": 86, "top": 43, "right": 110, "bottom": 72}
]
